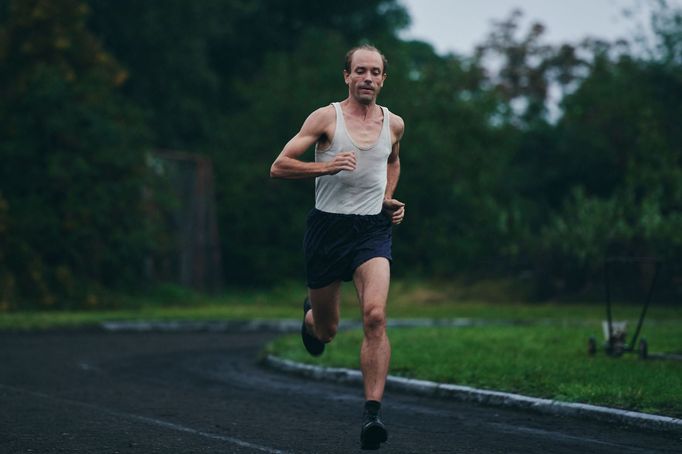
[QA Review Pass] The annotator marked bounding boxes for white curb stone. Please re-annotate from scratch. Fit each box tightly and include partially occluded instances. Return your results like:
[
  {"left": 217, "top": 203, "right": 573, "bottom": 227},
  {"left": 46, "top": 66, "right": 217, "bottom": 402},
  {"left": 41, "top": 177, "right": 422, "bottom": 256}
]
[{"left": 264, "top": 355, "right": 682, "bottom": 433}]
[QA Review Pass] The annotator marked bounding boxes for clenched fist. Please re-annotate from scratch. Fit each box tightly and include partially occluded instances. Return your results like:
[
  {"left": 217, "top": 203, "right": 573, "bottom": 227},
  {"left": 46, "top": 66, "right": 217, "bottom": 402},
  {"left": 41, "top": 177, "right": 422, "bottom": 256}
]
[
  {"left": 325, "top": 151, "right": 357, "bottom": 175},
  {"left": 382, "top": 198, "right": 405, "bottom": 225}
]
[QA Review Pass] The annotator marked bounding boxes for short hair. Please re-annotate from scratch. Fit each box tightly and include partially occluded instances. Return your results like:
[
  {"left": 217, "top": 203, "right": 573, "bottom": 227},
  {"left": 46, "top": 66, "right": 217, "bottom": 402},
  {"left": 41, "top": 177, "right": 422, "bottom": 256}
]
[{"left": 344, "top": 45, "right": 388, "bottom": 75}]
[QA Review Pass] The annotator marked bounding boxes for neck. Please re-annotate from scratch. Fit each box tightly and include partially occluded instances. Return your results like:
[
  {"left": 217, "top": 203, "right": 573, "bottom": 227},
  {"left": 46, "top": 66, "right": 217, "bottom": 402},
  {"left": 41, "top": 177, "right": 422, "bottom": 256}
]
[{"left": 343, "top": 97, "right": 379, "bottom": 120}]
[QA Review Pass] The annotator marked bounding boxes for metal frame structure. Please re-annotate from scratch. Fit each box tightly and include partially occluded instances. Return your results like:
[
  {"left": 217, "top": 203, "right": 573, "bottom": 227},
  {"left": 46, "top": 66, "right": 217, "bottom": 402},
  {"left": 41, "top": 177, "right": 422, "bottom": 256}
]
[{"left": 588, "top": 257, "right": 661, "bottom": 359}]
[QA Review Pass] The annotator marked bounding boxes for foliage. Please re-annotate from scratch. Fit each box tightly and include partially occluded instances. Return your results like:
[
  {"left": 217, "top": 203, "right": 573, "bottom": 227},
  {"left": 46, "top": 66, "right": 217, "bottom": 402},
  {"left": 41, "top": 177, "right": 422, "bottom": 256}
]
[
  {"left": 1, "top": 0, "right": 681, "bottom": 306},
  {"left": 536, "top": 49, "right": 682, "bottom": 296},
  {"left": 0, "top": 0, "right": 151, "bottom": 308},
  {"left": 84, "top": 0, "right": 412, "bottom": 286}
]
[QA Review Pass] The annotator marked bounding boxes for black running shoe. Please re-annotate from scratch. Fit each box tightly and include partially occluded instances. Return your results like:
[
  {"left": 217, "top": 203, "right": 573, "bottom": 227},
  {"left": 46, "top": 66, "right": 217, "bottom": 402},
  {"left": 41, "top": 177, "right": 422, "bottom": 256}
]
[
  {"left": 360, "top": 411, "right": 388, "bottom": 450},
  {"left": 301, "top": 298, "right": 325, "bottom": 356}
]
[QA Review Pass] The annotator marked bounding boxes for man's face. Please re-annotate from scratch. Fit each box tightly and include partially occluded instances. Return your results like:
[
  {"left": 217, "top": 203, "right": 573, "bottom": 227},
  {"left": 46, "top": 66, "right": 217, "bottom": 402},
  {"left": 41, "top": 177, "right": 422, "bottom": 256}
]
[{"left": 344, "top": 49, "right": 386, "bottom": 105}]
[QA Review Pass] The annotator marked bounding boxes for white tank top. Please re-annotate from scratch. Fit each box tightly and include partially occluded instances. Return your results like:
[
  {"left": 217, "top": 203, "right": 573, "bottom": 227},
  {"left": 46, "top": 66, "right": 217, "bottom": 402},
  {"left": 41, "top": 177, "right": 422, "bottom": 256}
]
[{"left": 314, "top": 102, "right": 392, "bottom": 215}]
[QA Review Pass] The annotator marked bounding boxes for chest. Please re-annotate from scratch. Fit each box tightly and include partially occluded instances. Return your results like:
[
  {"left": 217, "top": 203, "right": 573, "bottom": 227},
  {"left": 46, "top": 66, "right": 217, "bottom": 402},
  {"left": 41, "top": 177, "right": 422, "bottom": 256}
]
[{"left": 343, "top": 114, "right": 385, "bottom": 149}]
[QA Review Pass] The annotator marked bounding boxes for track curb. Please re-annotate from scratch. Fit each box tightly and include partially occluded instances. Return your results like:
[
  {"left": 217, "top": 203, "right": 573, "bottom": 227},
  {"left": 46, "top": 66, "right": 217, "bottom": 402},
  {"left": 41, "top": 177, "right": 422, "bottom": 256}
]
[
  {"left": 264, "top": 355, "right": 682, "bottom": 434},
  {"left": 100, "top": 318, "right": 491, "bottom": 333}
]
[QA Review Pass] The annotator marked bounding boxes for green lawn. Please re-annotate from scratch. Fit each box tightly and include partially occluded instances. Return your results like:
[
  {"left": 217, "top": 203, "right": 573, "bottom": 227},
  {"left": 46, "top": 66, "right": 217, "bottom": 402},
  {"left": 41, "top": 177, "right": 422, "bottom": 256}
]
[
  {"left": 266, "top": 321, "right": 682, "bottom": 418},
  {"left": 0, "top": 305, "right": 296, "bottom": 330},
  {"left": 0, "top": 283, "right": 304, "bottom": 330},
  {"left": 2, "top": 279, "right": 679, "bottom": 330}
]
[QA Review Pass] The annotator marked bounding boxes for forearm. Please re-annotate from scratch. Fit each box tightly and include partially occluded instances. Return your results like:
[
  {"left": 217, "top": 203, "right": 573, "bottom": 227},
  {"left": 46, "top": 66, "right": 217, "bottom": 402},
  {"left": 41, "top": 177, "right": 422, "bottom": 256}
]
[
  {"left": 384, "top": 158, "right": 400, "bottom": 199},
  {"left": 270, "top": 156, "right": 331, "bottom": 179}
]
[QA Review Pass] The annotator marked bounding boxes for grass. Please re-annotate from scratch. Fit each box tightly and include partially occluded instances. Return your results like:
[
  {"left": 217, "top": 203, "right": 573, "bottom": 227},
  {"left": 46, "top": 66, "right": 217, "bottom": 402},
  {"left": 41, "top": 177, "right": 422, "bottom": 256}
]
[
  {"left": 266, "top": 322, "right": 682, "bottom": 418},
  {"left": 0, "top": 282, "right": 304, "bottom": 330},
  {"left": 4, "top": 279, "right": 679, "bottom": 330}
]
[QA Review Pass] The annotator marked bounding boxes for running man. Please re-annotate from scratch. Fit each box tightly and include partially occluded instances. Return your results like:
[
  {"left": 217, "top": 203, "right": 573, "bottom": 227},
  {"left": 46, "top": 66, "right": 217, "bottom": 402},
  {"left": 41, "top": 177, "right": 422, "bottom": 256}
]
[{"left": 270, "top": 44, "right": 404, "bottom": 450}]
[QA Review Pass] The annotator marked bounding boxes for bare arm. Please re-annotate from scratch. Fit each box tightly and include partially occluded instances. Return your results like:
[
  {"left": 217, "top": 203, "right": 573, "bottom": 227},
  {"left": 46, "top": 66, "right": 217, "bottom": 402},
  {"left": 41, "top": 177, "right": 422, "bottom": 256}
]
[
  {"left": 383, "top": 114, "right": 405, "bottom": 224},
  {"left": 270, "top": 107, "right": 356, "bottom": 179},
  {"left": 384, "top": 141, "right": 401, "bottom": 200}
]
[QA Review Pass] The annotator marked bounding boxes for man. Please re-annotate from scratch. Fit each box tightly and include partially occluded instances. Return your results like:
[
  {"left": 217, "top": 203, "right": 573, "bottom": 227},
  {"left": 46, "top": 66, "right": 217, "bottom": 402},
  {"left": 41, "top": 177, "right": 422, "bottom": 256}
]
[{"left": 270, "top": 44, "right": 405, "bottom": 450}]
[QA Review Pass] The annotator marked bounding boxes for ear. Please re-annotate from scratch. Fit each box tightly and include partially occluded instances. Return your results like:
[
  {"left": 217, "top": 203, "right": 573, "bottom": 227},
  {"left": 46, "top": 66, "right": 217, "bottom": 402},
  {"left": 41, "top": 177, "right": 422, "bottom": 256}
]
[
  {"left": 343, "top": 70, "right": 351, "bottom": 85},
  {"left": 380, "top": 73, "right": 387, "bottom": 87}
]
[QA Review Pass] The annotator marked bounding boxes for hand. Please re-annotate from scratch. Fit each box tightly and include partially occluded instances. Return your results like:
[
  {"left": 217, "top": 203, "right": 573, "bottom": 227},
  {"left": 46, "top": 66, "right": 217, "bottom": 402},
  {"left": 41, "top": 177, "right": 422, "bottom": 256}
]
[
  {"left": 326, "top": 151, "right": 356, "bottom": 175},
  {"left": 382, "top": 198, "right": 405, "bottom": 225}
]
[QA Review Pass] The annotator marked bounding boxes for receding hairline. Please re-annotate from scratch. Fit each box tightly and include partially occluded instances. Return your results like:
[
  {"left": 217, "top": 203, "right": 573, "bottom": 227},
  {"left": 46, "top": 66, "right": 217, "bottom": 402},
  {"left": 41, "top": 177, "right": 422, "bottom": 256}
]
[{"left": 344, "top": 45, "right": 388, "bottom": 75}]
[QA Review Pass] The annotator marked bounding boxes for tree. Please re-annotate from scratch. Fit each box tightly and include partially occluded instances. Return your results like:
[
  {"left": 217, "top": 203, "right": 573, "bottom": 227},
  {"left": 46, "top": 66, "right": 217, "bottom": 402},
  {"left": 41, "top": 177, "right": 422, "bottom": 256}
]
[
  {"left": 0, "top": 0, "right": 151, "bottom": 308},
  {"left": 534, "top": 26, "right": 682, "bottom": 297},
  {"left": 85, "top": 0, "right": 411, "bottom": 284}
]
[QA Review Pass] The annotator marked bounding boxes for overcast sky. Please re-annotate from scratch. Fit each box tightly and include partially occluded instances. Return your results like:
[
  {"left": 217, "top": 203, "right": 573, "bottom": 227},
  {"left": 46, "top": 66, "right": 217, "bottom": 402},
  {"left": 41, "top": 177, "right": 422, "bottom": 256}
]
[{"left": 398, "top": 0, "right": 680, "bottom": 55}]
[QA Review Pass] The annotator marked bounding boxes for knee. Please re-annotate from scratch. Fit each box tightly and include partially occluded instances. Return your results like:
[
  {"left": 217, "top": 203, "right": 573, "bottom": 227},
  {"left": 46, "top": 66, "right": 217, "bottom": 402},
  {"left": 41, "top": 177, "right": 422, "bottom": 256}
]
[
  {"left": 316, "top": 324, "right": 338, "bottom": 343},
  {"left": 363, "top": 306, "right": 386, "bottom": 333}
]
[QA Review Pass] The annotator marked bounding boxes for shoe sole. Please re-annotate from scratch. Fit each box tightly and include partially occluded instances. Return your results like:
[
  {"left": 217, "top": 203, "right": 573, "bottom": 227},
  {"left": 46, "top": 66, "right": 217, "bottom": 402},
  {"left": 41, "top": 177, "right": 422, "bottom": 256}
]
[{"left": 361, "top": 423, "right": 387, "bottom": 450}]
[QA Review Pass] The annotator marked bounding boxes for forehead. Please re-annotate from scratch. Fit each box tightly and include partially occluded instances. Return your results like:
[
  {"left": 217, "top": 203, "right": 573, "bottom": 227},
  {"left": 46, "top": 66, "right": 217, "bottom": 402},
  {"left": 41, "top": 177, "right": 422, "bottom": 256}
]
[{"left": 350, "top": 49, "right": 383, "bottom": 71}]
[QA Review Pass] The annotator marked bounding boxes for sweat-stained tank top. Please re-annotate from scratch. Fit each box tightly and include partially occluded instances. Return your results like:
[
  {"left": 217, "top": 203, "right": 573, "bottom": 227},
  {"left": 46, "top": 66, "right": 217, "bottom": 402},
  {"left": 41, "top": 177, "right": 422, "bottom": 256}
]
[{"left": 314, "top": 102, "right": 392, "bottom": 215}]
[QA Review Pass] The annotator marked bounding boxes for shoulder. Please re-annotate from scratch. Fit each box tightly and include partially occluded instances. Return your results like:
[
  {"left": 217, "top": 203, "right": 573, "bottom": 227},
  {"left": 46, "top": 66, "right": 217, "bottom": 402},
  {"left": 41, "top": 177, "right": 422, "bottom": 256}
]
[
  {"left": 302, "top": 104, "right": 336, "bottom": 132},
  {"left": 387, "top": 110, "right": 405, "bottom": 142}
]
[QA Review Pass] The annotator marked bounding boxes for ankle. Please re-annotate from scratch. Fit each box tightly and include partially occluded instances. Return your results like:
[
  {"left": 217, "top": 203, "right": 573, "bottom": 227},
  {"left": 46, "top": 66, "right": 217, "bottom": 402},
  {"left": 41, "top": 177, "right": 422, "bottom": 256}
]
[{"left": 364, "top": 400, "right": 381, "bottom": 415}]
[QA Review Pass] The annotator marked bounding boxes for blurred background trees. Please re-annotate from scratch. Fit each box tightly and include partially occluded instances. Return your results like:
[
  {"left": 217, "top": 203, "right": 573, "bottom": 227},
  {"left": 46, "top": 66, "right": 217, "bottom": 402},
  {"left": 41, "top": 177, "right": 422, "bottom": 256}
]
[
  {"left": 0, "top": 0, "right": 151, "bottom": 308},
  {"left": 0, "top": 0, "right": 680, "bottom": 308}
]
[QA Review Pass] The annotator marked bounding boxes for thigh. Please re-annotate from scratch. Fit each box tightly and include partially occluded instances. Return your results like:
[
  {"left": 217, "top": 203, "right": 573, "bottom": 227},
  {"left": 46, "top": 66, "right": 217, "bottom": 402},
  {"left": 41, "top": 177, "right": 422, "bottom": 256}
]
[
  {"left": 353, "top": 257, "right": 390, "bottom": 311},
  {"left": 308, "top": 280, "right": 342, "bottom": 326}
]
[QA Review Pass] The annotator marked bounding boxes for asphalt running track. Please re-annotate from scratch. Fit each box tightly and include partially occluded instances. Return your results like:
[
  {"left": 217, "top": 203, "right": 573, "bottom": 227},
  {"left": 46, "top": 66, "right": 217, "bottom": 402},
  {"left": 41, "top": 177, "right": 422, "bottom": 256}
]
[{"left": 1, "top": 329, "right": 680, "bottom": 453}]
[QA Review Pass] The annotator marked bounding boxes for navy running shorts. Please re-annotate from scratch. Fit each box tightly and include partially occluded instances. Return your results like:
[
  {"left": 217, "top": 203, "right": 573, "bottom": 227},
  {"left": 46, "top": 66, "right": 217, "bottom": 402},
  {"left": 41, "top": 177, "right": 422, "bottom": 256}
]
[{"left": 303, "top": 208, "right": 393, "bottom": 289}]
